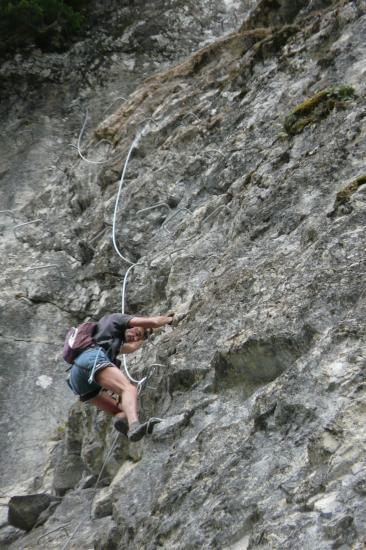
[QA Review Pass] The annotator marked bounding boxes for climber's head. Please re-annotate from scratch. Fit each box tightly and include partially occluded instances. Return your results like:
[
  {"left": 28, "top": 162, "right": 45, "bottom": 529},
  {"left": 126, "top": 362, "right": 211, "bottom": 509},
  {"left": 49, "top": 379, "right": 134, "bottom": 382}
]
[
  {"left": 125, "top": 326, "right": 152, "bottom": 342},
  {"left": 125, "top": 326, "right": 145, "bottom": 342}
]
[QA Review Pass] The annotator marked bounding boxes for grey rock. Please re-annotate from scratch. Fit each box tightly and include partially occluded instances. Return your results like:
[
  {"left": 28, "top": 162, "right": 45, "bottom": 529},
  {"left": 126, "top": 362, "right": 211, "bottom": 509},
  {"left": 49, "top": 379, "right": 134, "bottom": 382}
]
[
  {"left": 8, "top": 494, "right": 58, "bottom": 531},
  {"left": 78, "top": 474, "right": 98, "bottom": 490},
  {"left": 91, "top": 487, "right": 113, "bottom": 519},
  {"left": 52, "top": 449, "right": 84, "bottom": 497},
  {"left": 0, "top": 525, "right": 23, "bottom": 547},
  {"left": 0, "top": 0, "right": 252, "bottom": 492},
  {"left": 2, "top": 1, "right": 366, "bottom": 550},
  {"left": 93, "top": 517, "right": 121, "bottom": 550},
  {"left": 152, "top": 411, "right": 192, "bottom": 440}
]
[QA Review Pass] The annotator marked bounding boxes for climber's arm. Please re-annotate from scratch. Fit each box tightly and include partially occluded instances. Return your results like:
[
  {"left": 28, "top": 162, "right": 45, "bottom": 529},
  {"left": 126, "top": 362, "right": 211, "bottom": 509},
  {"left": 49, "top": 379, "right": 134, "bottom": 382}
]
[
  {"left": 120, "top": 340, "right": 145, "bottom": 354},
  {"left": 128, "top": 315, "right": 173, "bottom": 329}
]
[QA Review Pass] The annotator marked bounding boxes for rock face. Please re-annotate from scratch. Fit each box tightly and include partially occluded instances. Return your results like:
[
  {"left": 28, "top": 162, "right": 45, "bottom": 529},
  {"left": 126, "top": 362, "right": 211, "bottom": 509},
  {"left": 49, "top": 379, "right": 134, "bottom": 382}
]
[
  {"left": 8, "top": 494, "right": 60, "bottom": 531},
  {"left": 1, "top": 0, "right": 366, "bottom": 549},
  {"left": 0, "top": 0, "right": 250, "bottom": 489}
]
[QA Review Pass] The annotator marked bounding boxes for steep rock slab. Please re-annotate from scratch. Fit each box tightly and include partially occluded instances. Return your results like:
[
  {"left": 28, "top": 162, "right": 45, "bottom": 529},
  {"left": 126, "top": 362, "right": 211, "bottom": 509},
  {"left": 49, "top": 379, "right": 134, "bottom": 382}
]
[
  {"left": 4, "top": 0, "right": 366, "bottom": 548},
  {"left": 0, "top": 0, "right": 253, "bottom": 491}
]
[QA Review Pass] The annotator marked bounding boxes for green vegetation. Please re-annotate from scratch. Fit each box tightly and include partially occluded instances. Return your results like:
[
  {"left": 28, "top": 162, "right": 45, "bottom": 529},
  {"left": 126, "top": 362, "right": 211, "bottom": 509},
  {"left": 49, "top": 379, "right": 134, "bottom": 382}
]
[
  {"left": 0, "top": 0, "right": 87, "bottom": 52},
  {"left": 335, "top": 175, "right": 366, "bottom": 206},
  {"left": 328, "top": 174, "right": 366, "bottom": 218},
  {"left": 284, "top": 85, "right": 357, "bottom": 135},
  {"left": 53, "top": 423, "right": 66, "bottom": 440}
]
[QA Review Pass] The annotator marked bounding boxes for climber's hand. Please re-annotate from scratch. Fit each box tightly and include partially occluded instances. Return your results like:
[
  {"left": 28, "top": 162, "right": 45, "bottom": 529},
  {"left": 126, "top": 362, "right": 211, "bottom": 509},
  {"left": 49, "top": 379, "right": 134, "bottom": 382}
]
[{"left": 168, "top": 312, "right": 187, "bottom": 327}]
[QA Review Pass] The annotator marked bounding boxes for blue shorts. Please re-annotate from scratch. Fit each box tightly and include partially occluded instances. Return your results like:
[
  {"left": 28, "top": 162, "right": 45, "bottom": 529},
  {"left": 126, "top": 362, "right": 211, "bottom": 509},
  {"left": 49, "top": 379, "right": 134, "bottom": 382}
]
[{"left": 67, "top": 347, "right": 114, "bottom": 402}]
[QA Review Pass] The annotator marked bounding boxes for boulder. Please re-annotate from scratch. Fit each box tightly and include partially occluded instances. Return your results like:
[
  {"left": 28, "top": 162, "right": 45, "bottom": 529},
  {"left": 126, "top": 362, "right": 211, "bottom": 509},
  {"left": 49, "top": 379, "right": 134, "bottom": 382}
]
[{"left": 8, "top": 493, "right": 58, "bottom": 531}]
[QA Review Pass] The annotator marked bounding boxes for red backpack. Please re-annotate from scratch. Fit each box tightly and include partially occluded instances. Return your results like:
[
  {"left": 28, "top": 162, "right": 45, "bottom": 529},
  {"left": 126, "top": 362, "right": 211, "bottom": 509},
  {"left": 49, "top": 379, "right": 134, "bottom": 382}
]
[{"left": 63, "top": 322, "right": 97, "bottom": 364}]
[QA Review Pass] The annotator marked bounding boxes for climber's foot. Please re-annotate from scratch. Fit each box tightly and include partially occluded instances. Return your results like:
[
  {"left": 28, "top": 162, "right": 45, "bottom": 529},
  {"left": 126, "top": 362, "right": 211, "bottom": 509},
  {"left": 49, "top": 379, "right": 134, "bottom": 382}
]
[
  {"left": 114, "top": 417, "right": 128, "bottom": 435},
  {"left": 127, "top": 418, "right": 162, "bottom": 442}
]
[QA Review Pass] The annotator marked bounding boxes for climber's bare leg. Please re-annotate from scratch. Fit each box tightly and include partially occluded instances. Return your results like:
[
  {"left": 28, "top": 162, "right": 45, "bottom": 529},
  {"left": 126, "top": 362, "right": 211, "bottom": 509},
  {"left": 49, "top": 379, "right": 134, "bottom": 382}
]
[
  {"left": 89, "top": 391, "right": 126, "bottom": 418},
  {"left": 94, "top": 366, "right": 139, "bottom": 427}
]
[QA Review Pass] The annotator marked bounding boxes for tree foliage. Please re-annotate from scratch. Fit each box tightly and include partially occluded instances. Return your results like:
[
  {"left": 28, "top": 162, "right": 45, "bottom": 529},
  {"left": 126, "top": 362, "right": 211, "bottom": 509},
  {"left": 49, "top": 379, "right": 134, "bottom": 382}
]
[{"left": 0, "top": 0, "right": 87, "bottom": 52}]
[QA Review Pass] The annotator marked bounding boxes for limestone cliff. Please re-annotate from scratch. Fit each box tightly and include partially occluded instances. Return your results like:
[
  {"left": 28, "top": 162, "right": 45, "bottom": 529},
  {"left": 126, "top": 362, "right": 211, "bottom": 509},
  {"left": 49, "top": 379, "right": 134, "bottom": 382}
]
[{"left": 1, "top": 1, "right": 366, "bottom": 549}]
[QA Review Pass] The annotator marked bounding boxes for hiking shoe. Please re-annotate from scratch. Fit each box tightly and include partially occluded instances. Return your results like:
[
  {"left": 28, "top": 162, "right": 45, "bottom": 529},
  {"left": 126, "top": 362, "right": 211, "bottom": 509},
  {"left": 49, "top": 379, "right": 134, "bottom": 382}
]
[
  {"left": 113, "top": 417, "right": 128, "bottom": 435},
  {"left": 127, "top": 418, "right": 162, "bottom": 442}
]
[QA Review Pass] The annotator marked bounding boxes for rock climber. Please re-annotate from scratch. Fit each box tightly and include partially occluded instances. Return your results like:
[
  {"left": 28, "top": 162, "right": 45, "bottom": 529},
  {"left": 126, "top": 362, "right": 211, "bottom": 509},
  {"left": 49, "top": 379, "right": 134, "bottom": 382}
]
[{"left": 66, "top": 312, "right": 173, "bottom": 441}]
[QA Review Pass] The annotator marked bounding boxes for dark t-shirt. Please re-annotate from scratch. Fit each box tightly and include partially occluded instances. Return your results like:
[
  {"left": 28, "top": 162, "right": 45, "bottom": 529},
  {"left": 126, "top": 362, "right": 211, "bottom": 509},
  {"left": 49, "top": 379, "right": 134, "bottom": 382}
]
[{"left": 93, "top": 313, "right": 133, "bottom": 362}]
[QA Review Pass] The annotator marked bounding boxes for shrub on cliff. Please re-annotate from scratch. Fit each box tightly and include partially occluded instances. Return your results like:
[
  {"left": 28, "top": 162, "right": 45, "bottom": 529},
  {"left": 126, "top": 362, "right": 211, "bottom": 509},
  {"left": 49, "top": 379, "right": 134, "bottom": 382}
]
[{"left": 0, "top": 0, "right": 86, "bottom": 53}]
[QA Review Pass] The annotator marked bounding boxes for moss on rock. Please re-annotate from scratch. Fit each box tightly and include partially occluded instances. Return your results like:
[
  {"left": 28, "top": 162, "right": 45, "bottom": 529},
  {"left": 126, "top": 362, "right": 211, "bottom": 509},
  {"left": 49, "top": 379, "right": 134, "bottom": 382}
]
[
  {"left": 284, "top": 85, "right": 356, "bottom": 135},
  {"left": 328, "top": 175, "right": 366, "bottom": 218},
  {"left": 335, "top": 175, "right": 366, "bottom": 206}
]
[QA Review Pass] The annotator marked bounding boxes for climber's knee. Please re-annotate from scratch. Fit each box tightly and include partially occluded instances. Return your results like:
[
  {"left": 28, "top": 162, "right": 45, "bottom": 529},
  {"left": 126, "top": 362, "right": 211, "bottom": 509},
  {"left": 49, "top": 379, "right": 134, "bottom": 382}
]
[{"left": 95, "top": 365, "right": 134, "bottom": 395}]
